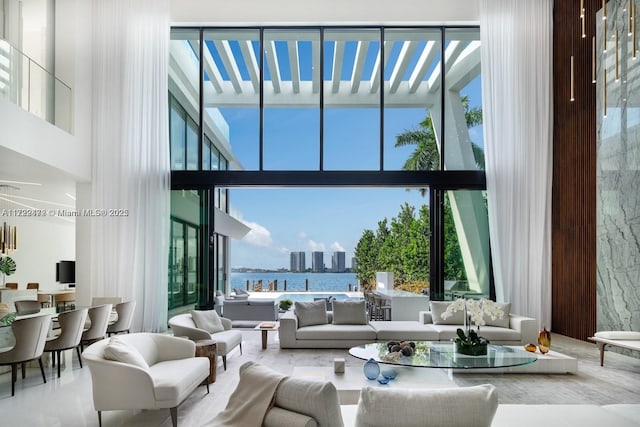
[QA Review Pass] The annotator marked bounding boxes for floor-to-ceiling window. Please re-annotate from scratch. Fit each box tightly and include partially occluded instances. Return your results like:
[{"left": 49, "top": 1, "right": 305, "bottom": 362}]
[{"left": 169, "top": 26, "right": 487, "bottom": 309}]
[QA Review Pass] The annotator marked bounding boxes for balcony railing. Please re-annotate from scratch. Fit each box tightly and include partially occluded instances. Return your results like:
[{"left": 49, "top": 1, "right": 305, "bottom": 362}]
[{"left": 0, "top": 39, "right": 72, "bottom": 133}]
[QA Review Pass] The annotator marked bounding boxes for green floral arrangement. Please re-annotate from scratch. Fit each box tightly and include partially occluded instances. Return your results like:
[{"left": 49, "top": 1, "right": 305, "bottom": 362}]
[{"left": 279, "top": 299, "right": 293, "bottom": 311}]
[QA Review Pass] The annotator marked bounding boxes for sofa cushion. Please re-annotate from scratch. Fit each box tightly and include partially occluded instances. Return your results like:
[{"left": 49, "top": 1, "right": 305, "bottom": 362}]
[
  {"left": 369, "top": 321, "right": 439, "bottom": 341},
  {"left": 332, "top": 300, "right": 367, "bottom": 325},
  {"left": 191, "top": 309, "right": 225, "bottom": 334},
  {"left": 594, "top": 331, "right": 640, "bottom": 340},
  {"left": 295, "top": 300, "right": 328, "bottom": 327},
  {"left": 103, "top": 336, "right": 150, "bottom": 370},
  {"left": 430, "top": 301, "right": 465, "bottom": 325},
  {"left": 151, "top": 357, "right": 209, "bottom": 403},
  {"left": 296, "top": 324, "right": 377, "bottom": 341},
  {"left": 272, "top": 376, "right": 344, "bottom": 427},
  {"left": 483, "top": 302, "right": 511, "bottom": 328},
  {"left": 354, "top": 384, "right": 497, "bottom": 427}
]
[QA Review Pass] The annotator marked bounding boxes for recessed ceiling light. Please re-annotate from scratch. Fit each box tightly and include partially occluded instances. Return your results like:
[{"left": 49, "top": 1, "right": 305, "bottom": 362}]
[{"left": 0, "top": 179, "right": 42, "bottom": 186}]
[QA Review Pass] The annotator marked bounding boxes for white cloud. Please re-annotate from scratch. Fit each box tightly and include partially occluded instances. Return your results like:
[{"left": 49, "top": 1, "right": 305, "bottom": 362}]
[
  {"left": 308, "top": 239, "right": 325, "bottom": 252},
  {"left": 297, "top": 231, "right": 307, "bottom": 239},
  {"left": 330, "top": 241, "right": 345, "bottom": 252},
  {"left": 279, "top": 247, "right": 289, "bottom": 254},
  {"left": 242, "top": 221, "right": 273, "bottom": 247}
]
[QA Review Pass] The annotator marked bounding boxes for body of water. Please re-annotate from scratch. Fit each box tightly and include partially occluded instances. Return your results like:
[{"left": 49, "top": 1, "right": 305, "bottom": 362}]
[{"left": 230, "top": 272, "right": 358, "bottom": 293}]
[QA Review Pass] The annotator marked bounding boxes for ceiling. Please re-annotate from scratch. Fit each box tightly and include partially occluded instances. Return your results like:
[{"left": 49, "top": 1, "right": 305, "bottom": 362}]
[{"left": 0, "top": 146, "right": 78, "bottom": 223}]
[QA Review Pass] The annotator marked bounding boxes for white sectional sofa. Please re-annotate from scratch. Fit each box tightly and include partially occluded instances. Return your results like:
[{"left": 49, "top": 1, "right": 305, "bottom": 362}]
[{"left": 279, "top": 300, "right": 538, "bottom": 349}]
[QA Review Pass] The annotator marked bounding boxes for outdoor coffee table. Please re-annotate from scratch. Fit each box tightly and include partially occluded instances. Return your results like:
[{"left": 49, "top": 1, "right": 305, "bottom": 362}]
[
  {"left": 349, "top": 341, "right": 538, "bottom": 370},
  {"left": 254, "top": 322, "right": 279, "bottom": 350}
]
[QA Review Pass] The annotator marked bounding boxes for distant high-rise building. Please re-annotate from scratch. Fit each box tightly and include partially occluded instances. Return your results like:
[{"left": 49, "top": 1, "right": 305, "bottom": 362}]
[
  {"left": 290, "top": 251, "right": 305, "bottom": 272},
  {"left": 351, "top": 257, "right": 357, "bottom": 271},
  {"left": 312, "top": 251, "right": 324, "bottom": 272},
  {"left": 332, "top": 251, "right": 346, "bottom": 272}
]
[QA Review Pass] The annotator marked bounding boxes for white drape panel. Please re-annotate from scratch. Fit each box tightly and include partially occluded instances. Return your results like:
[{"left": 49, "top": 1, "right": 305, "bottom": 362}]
[
  {"left": 480, "top": 0, "right": 553, "bottom": 327},
  {"left": 91, "top": 0, "right": 170, "bottom": 332}
]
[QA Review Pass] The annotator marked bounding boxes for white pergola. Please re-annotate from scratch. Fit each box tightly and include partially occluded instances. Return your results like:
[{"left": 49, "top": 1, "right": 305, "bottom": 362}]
[{"left": 169, "top": 27, "right": 490, "bottom": 295}]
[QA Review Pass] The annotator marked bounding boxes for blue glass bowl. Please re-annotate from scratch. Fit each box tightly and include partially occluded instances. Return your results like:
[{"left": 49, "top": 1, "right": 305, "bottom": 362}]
[
  {"left": 381, "top": 368, "right": 398, "bottom": 380},
  {"left": 377, "top": 376, "right": 390, "bottom": 384}
]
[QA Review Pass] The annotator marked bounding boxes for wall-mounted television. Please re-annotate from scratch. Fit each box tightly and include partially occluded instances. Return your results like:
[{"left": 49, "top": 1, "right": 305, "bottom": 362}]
[{"left": 56, "top": 260, "right": 75, "bottom": 284}]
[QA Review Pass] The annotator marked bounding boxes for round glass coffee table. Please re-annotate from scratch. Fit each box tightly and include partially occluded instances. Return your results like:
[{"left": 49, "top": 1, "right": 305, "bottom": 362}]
[{"left": 349, "top": 341, "right": 537, "bottom": 369}]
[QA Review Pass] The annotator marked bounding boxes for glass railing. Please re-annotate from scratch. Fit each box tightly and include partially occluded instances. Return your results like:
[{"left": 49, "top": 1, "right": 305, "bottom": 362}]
[{"left": 0, "top": 39, "right": 72, "bottom": 133}]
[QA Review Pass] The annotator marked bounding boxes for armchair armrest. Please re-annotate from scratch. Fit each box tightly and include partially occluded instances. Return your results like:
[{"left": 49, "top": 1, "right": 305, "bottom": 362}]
[
  {"left": 169, "top": 322, "right": 211, "bottom": 341},
  {"left": 221, "top": 317, "right": 233, "bottom": 331},
  {"left": 152, "top": 335, "right": 196, "bottom": 361},
  {"left": 278, "top": 310, "right": 298, "bottom": 348},
  {"left": 508, "top": 314, "right": 538, "bottom": 345},
  {"left": 82, "top": 355, "right": 158, "bottom": 411}
]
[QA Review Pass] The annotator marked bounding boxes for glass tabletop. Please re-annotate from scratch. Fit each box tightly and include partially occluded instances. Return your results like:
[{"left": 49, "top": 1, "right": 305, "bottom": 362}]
[{"left": 349, "top": 341, "right": 537, "bottom": 369}]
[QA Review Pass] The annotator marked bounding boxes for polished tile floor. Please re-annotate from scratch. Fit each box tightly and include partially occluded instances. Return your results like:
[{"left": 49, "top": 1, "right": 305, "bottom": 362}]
[{"left": 1, "top": 331, "right": 639, "bottom": 426}]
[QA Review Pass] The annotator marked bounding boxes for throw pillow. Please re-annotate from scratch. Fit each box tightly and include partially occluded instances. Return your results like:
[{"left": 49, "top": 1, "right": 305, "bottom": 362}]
[
  {"left": 595, "top": 331, "right": 640, "bottom": 340},
  {"left": 354, "top": 384, "right": 497, "bottom": 427},
  {"left": 483, "top": 302, "right": 511, "bottom": 328},
  {"left": 272, "top": 376, "right": 344, "bottom": 427},
  {"left": 191, "top": 309, "right": 225, "bottom": 333},
  {"left": 332, "top": 300, "right": 367, "bottom": 325},
  {"left": 295, "top": 300, "right": 328, "bottom": 327},
  {"left": 103, "top": 337, "right": 150, "bottom": 370},
  {"left": 430, "top": 301, "right": 465, "bottom": 325}
]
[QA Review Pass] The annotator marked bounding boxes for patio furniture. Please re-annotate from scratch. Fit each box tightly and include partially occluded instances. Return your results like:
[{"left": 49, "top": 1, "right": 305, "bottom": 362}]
[
  {"left": 5, "top": 283, "right": 17, "bottom": 290},
  {"left": 0, "top": 314, "right": 51, "bottom": 396},
  {"left": 82, "top": 333, "right": 209, "bottom": 427},
  {"left": 26, "top": 283, "right": 39, "bottom": 290}
]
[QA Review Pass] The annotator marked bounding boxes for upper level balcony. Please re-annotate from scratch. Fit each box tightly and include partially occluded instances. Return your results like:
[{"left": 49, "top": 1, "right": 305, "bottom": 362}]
[{"left": 0, "top": 39, "right": 72, "bottom": 134}]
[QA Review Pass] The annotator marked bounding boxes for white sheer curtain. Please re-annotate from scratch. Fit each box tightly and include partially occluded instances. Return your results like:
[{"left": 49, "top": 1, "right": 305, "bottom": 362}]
[
  {"left": 480, "top": 0, "right": 553, "bottom": 327},
  {"left": 91, "top": 0, "right": 170, "bottom": 332}
]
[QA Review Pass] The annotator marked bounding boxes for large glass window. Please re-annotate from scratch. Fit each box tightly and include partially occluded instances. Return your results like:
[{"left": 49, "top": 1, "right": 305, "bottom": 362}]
[{"left": 324, "top": 29, "right": 380, "bottom": 170}]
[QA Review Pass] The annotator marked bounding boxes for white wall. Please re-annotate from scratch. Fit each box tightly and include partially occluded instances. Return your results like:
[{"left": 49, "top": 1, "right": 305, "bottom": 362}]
[
  {"left": 4, "top": 215, "right": 75, "bottom": 291},
  {"left": 170, "top": 0, "right": 479, "bottom": 25}
]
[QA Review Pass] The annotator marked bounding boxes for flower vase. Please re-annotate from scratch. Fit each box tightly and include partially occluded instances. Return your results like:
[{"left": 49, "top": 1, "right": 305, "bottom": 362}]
[
  {"left": 538, "top": 325, "right": 551, "bottom": 354},
  {"left": 455, "top": 340, "right": 488, "bottom": 356},
  {"left": 363, "top": 358, "right": 380, "bottom": 380}
]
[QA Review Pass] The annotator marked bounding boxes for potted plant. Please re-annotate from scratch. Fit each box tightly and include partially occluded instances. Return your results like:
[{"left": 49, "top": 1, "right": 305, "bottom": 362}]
[
  {"left": 279, "top": 299, "right": 293, "bottom": 312},
  {"left": 441, "top": 298, "right": 504, "bottom": 356},
  {"left": 0, "top": 256, "right": 16, "bottom": 285}
]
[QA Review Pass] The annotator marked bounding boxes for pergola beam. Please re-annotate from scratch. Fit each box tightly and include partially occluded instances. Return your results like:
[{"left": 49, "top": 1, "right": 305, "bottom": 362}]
[
  {"left": 187, "top": 40, "right": 223, "bottom": 94},
  {"left": 212, "top": 40, "right": 243, "bottom": 94},
  {"left": 264, "top": 40, "right": 282, "bottom": 93},
  {"left": 239, "top": 40, "right": 260, "bottom": 93},
  {"left": 408, "top": 41, "right": 437, "bottom": 94},
  {"left": 332, "top": 41, "right": 345, "bottom": 93},
  {"left": 389, "top": 41, "right": 419, "bottom": 94},
  {"left": 288, "top": 41, "right": 301, "bottom": 93},
  {"left": 351, "top": 41, "right": 368, "bottom": 94}
]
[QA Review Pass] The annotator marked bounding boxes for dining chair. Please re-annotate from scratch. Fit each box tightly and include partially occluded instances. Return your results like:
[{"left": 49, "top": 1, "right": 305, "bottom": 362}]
[
  {"left": 80, "top": 304, "right": 113, "bottom": 352},
  {"left": 55, "top": 292, "right": 76, "bottom": 310},
  {"left": 14, "top": 300, "right": 41, "bottom": 315},
  {"left": 90, "top": 297, "right": 122, "bottom": 306},
  {"left": 5, "top": 282, "right": 18, "bottom": 290},
  {"left": 37, "top": 293, "right": 51, "bottom": 308},
  {"left": 106, "top": 301, "right": 136, "bottom": 336},
  {"left": 0, "top": 314, "right": 51, "bottom": 396},
  {"left": 44, "top": 308, "right": 88, "bottom": 377},
  {"left": 26, "top": 282, "right": 39, "bottom": 290}
]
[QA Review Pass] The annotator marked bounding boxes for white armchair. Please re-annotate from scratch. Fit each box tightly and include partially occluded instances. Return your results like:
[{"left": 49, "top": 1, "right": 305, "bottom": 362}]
[
  {"left": 82, "top": 333, "right": 209, "bottom": 427},
  {"left": 168, "top": 313, "right": 242, "bottom": 370}
]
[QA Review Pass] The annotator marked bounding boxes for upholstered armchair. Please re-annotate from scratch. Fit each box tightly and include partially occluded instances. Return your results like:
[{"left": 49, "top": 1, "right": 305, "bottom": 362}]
[
  {"left": 168, "top": 312, "right": 242, "bottom": 370},
  {"left": 82, "top": 333, "right": 209, "bottom": 427}
]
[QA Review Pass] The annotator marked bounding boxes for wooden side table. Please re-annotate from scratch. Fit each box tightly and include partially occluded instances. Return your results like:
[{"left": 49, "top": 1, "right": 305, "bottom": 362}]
[{"left": 195, "top": 339, "right": 217, "bottom": 384}]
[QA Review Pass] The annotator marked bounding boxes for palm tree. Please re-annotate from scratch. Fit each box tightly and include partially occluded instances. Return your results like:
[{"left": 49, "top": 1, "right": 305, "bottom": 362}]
[{"left": 395, "top": 95, "right": 483, "bottom": 177}]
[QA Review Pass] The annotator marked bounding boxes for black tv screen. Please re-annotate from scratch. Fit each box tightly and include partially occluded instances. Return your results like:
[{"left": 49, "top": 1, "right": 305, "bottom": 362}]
[{"left": 56, "top": 261, "right": 75, "bottom": 284}]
